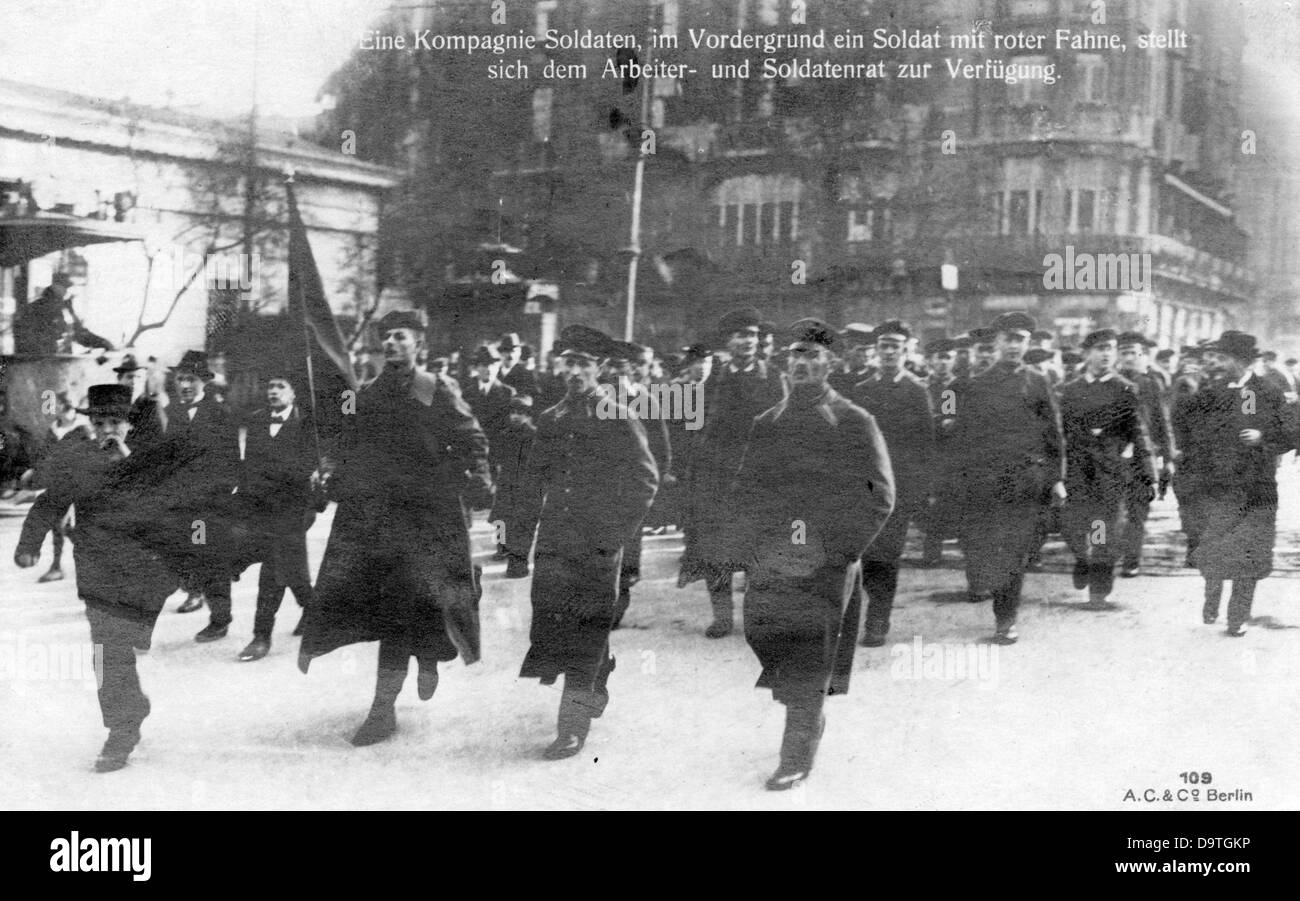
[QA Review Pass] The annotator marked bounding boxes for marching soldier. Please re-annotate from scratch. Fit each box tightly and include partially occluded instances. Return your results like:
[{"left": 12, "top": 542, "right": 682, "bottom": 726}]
[
  {"left": 518, "top": 325, "right": 658, "bottom": 759},
  {"left": 729, "top": 318, "right": 894, "bottom": 789},
  {"left": 603, "top": 340, "right": 672, "bottom": 628},
  {"left": 298, "top": 311, "right": 493, "bottom": 745},
  {"left": 1182, "top": 332, "right": 1292, "bottom": 636},
  {"left": 228, "top": 371, "right": 318, "bottom": 662},
  {"left": 1116, "top": 331, "right": 1176, "bottom": 577},
  {"left": 850, "top": 320, "right": 934, "bottom": 647},
  {"left": 14, "top": 385, "right": 183, "bottom": 772},
  {"left": 1058, "top": 330, "right": 1156, "bottom": 608},
  {"left": 922, "top": 338, "right": 960, "bottom": 566},
  {"left": 829, "top": 323, "right": 875, "bottom": 395},
  {"left": 951, "top": 312, "right": 1065, "bottom": 643},
  {"left": 163, "top": 350, "right": 239, "bottom": 631},
  {"left": 679, "top": 309, "right": 785, "bottom": 638}
]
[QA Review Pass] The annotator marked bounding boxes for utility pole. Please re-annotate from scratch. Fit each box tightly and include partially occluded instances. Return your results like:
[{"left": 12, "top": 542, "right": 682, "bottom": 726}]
[{"left": 623, "top": 2, "right": 655, "bottom": 342}]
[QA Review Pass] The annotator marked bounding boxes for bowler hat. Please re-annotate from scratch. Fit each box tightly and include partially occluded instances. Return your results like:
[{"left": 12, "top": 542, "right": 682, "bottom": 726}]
[
  {"left": 170, "top": 350, "right": 214, "bottom": 380},
  {"left": 498, "top": 332, "right": 522, "bottom": 350},
  {"left": 782, "top": 317, "right": 838, "bottom": 352},
  {"left": 556, "top": 325, "right": 615, "bottom": 361},
  {"left": 78, "top": 384, "right": 132, "bottom": 418},
  {"left": 1204, "top": 330, "right": 1260, "bottom": 362},
  {"left": 469, "top": 346, "right": 499, "bottom": 366},
  {"left": 1081, "top": 328, "right": 1119, "bottom": 350},
  {"left": 113, "top": 353, "right": 144, "bottom": 374},
  {"left": 991, "top": 312, "right": 1037, "bottom": 335},
  {"left": 376, "top": 310, "right": 426, "bottom": 334}
]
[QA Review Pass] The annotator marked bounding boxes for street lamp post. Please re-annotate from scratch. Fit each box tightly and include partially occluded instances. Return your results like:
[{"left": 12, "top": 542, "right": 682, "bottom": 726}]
[{"left": 623, "top": 3, "right": 655, "bottom": 342}]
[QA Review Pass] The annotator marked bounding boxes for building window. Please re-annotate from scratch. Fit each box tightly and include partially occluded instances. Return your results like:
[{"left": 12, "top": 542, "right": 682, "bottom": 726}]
[
  {"left": 1077, "top": 54, "right": 1106, "bottom": 103},
  {"left": 1076, "top": 189, "right": 1096, "bottom": 233},
  {"left": 719, "top": 201, "right": 798, "bottom": 245},
  {"left": 1008, "top": 56, "right": 1050, "bottom": 105},
  {"left": 1009, "top": 190, "right": 1031, "bottom": 235}
]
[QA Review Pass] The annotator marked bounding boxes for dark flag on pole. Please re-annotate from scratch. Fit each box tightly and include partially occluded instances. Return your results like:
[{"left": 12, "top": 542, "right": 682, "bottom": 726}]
[{"left": 284, "top": 178, "right": 358, "bottom": 465}]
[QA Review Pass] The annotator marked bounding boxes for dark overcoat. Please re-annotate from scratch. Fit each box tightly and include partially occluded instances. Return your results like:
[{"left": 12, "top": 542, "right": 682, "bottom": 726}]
[
  {"left": 160, "top": 393, "right": 239, "bottom": 582},
  {"left": 17, "top": 440, "right": 183, "bottom": 648},
  {"left": 950, "top": 361, "right": 1065, "bottom": 593},
  {"left": 729, "top": 386, "right": 894, "bottom": 700},
  {"left": 678, "top": 359, "right": 784, "bottom": 585},
  {"left": 518, "top": 390, "right": 658, "bottom": 682},
  {"left": 1182, "top": 373, "right": 1292, "bottom": 579},
  {"left": 301, "top": 366, "right": 492, "bottom": 663}
]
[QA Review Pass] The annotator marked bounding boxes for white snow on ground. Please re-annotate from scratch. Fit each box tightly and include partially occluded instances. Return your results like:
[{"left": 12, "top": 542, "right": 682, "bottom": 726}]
[{"left": 2, "top": 473, "right": 1298, "bottom": 810}]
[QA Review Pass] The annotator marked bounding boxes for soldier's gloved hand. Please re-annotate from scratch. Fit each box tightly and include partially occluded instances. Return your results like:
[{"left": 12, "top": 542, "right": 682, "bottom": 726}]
[{"left": 14, "top": 552, "right": 38, "bottom": 568}]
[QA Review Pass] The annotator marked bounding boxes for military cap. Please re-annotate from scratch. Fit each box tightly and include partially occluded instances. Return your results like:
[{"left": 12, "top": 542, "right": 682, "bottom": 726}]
[
  {"left": 1155, "top": 348, "right": 1176, "bottom": 362},
  {"left": 605, "top": 340, "right": 641, "bottom": 362},
  {"left": 990, "top": 311, "right": 1037, "bottom": 335},
  {"left": 716, "top": 308, "right": 763, "bottom": 338},
  {"left": 681, "top": 343, "right": 711, "bottom": 366},
  {"left": 376, "top": 310, "right": 426, "bottom": 334},
  {"left": 1115, "top": 330, "right": 1156, "bottom": 348},
  {"left": 556, "top": 325, "right": 615, "bottom": 361},
  {"left": 1081, "top": 328, "right": 1119, "bottom": 350},
  {"left": 1030, "top": 329, "right": 1055, "bottom": 341},
  {"left": 469, "top": 346, "right": 499, "bottom": 365},
  {"left": 841, "top": 322, "right": 876, "bottom": 345},
  {"left": 1060, "top": 350, "right": 1084, "bottom": 366},
  {"left": 872, "top": 319, "right": 912, "bottom": 342},
  {"left": 1203, "top": 330, "right": 1261, "bottom": 362},
  {"left": 1023, "top": 349, "right": 1054, "bottom": 365},
  {"left": 969, "top": 326, "right": 998, "bottom": 346},
  {"left": 925, "top": 338, "right": 957, "bottom": 355},
  {"left": 781, "top": 317, "right": 838, "bottom": 352}
]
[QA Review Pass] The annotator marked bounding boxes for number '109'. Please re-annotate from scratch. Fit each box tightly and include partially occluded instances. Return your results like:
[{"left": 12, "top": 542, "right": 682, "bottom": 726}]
[{"left": 1179, "top": 772, "right": 1213, "bottom": 784}]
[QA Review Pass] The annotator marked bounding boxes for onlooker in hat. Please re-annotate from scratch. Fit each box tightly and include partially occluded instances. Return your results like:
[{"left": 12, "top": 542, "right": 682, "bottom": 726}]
[
  {"left": 520, "top": 343, "right": 537, "bottom": 372},
  {"left": 968, "top": 327, "right": 998, "bottom": 376},
  {"left": 496, "top": 332, "right": 539, "bottom": 405},
  {"left": 15, "top": 384, "right": 186, "bottom": 772},
  {"left": 950, "top": 312, "right": 1065, "bottom": 644},
  {"left": 1182, "top": 331, "right": 1293, "bottom": 635},
  {"left": 299, "top": 309, "right": 493, "bottom": 746},
  {"left": 115, "top": 354, "right": 166, "bottom": 451},
  {"left": 23, "top": 391, "right": 92, "bottom": 583},
  {"left": 849, "top": 320, "right": 933, "bottom": 647},
  {"left": 493, "top": 395, "right": 539, "bottom": 579},
  {"left": 678, "top": 308, "right": 785, "bottom": 639},
  {"left": 227, "top": 371, "right": 318, "bottom": 662},
  {"left": 13, "top": 272, "right": 115, "bottom": 355},
  {"left": 829, "top": 323, "right": 875, "bottom": 395},
  {"left": 164, "top": 350, "right": 239, "bottom": 627},
  {"left": 1059, "top": 329, "right": 1156, "bottom": 609},
  {"left": 1116, "top": 332, "right": 1176, "bottom": 578},
  {"left": 728, "top": 317, "right": 894, "bottom": 789},
  {"left": 463, "top": 345, "right": 518, "bottom": 560},
  {"left": 517, "top": 324, "right": 658, "bottom": 759},
  {"left": 1152, "top": 348, "right": 1177, "bottom": 392},
  {"left": 922, "top": 337, "right": 961, "bottom": 566}
]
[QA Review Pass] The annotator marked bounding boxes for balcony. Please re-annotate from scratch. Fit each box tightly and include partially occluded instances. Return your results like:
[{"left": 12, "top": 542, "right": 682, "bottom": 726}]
[{"left": 973, "top": 105, "right": 1153, "bottom": 146}]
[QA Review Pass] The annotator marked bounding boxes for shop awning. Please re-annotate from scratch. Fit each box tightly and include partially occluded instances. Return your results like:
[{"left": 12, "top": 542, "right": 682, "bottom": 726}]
[{"left": 0, "top": 213, "right": 144, "bottom": 268}]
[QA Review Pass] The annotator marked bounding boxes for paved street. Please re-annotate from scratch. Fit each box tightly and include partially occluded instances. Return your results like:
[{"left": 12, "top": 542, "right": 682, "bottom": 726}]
[{"left": 2, "top": 467, "right": 1298, "bottom": 810}]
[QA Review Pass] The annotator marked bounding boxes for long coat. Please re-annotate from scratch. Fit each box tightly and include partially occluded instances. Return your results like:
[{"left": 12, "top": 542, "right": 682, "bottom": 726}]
[
  {"left": 161, "top": 393, "right": 239, "bottom": 582},
  {"left": 1182, "top": 373, "right": 1292, "bottom": 579},
  {"left": 301, "top": 365, "right": 492, "bottom": 663},
  {"left": 230, "top": 406, "right": 316, "bottom": 578},
  {"left": 851, "top": 369, "right": 934, "bottom": 561},
  {"left": 729, "top": 385, "right": 894, "bottom": 700},
  {"left": 678, "top": 359, "right": 785, "bottom": 585},
  {"left": 951, "top": 361, "right": 1065, "bottom": 593},
  {"left": 519, "top": 390, "right": 658, "bottom": 682},
  {"left": 17, "top": 440, "right": 182, "bottom": 648}
]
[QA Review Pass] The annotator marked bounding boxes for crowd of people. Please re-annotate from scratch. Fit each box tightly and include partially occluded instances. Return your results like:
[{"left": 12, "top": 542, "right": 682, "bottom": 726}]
[{"left": 9, "top": 305, "right": 1298, "bottom": 791}]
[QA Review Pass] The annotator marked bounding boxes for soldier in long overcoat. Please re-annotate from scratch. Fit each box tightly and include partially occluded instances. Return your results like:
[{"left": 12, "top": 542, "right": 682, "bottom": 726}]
[
  {"left": 1116, "top": 332, "right": 1177, "bottom": 577},
  {"left": 728, "top": 319, "right": 894, "bottom": 790},
  {"left": 1182, "top": 332, "right": 1293, "bottom": 636},
  {"left": 15, "top": 385, "right": 183, "bottom": 772},
  {"left": 298, "top": 311, "right": 493, "bottom": 746},
  {"left": 950, "top": 312, "right": 1065, "bottom": 644},
  {"left": 1058, "top": 330, "right": 1156, "bottom": 607},
  {"left": 678, "top": 308, "right": 785, "bottom": 638},
  {"left": 517, "top": 326, "right": 658, "bottom": 759},
  {"left": 850, "top": 320, "right": 934, "bottom": 646}
]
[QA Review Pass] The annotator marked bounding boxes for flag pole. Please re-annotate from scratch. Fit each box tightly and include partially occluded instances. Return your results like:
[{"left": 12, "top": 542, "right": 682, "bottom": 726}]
[{"left": 285, "top": 171, "right": 325, "bottom": 474}]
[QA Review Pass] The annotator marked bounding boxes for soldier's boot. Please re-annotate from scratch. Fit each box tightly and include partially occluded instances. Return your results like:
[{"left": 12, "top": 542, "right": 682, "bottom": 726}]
[
  {"left": 766, "top": 698, "right": 825, "bottom": 791},
  {"left": 545, "top": 679, "right": 593, "bottom": 760},
  {"left": 1226, "top": 578, "right": 1256, "bottom": 636},
  {"left": 94, "top": 726, "right": 142, "bottom": 773},
  {"left": 351, "top": 666, "right": 404, "bottom": 747},
  {"left": 705, "top": 587, "right": 733, "bottom": 639},
  {"left": 415, "top": 655, "right": 439, "bottom": 701},
  {"left": 1202, "top": 578, "right": 1224, "bottom": 625}
]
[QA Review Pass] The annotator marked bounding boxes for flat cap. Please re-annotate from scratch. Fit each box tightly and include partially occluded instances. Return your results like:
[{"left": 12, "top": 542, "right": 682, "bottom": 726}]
[{"left": 991, "top": 311, "right": 1037, "bottom": 334}]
